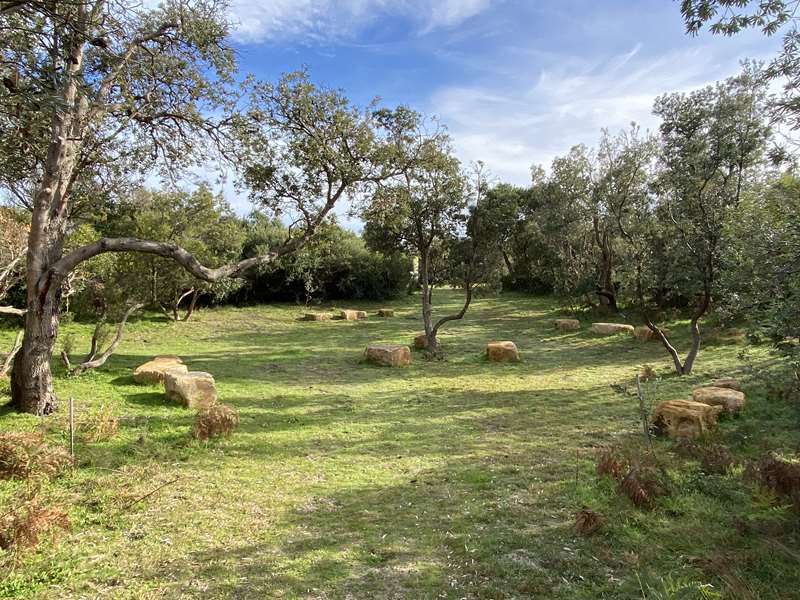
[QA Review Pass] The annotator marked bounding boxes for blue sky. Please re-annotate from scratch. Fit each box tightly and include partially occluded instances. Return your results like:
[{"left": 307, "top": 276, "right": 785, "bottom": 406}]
[{"left": 202, "top": 0, "right": 782, "bottom": 221}]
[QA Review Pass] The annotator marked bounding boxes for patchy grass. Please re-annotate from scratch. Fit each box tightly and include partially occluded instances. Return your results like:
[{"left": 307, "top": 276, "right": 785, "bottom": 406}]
[{"left": 0, "top": 292, "right": 798, "bottom": 598}]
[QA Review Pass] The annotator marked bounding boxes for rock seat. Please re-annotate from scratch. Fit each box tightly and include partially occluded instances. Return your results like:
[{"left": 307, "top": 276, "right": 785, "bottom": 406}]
[
  {"left": 134, "top": 355, "right": 187, "bottom": 385},
  {"left": 554, "top": 319, "right": 581, "bottom": 332},
  {"left": 340, "top": 310, "right": 367, "bottom": 321},
  {"left": 652, "top": 399, "right": 722, "bottom": 439},
  {"left": 712, "top": 378, "right": 742, "bottom": 391},
  {"left": 692, "top": 386, "right": 746, "bottom": 414},
  {"left": 590, "top": 323, "right": 634, "bottom": 336},
  {"left": 365, "top": 344, "right": 411, "bottom": 367},
  {"left": 303, "top": 312, "right": 331, "bottom": 321},
  {"left": 414, "top": 333, "right": 429, "bottom": 349},
  {"left": 164, "top": 370, "right": 218, "bottom": 409},
  {"left": 486, "top": 341, "right": 520, "bottom": 362}
]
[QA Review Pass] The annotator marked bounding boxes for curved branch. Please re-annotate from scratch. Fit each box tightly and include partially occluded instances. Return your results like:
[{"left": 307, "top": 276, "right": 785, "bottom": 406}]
[
  {"left": 66, "top": 304, "right": 142, "bottom": 376},
  {"left": 47, "top": 237, "right": 289, "bottom": 292},
  {"left": 0, "top": 331, "right": 23, "bottom": 378}
]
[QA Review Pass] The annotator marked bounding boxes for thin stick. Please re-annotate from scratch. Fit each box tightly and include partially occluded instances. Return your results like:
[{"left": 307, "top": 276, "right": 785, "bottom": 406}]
[
  {"left": 635, "top": 375, "right": 653, "bottom": 452},
  {"left": 68, "top": 397, "right": 75, "bottom": 459},
  {"left": 118, "top": 476, "right": 180, "bottom": 512}
]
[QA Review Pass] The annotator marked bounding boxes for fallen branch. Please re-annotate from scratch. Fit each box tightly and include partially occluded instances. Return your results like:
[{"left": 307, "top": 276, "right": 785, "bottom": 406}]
[
  {"left": 61, "top": 304, "right": 142, "bottom": 375},
  {"left": 117, "top": 476, "right": 180, "bottom": 512},
  {"left": 0, "top": 330, "right": 23, "bottom": 377}
]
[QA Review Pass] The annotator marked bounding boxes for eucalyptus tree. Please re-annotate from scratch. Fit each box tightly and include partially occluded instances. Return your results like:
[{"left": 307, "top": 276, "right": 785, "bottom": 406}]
[
  {"left": 645, "top": 67, "right": 770, "bottom": 375},
  {"left": 362, "top": 110, "right": 497, "bottom": 354},
  {"left": 0, "top": 2, "right": 404, "bottom": 414},
  {"left": 680, "top": 0, "right": 800, "bottom": 131}
]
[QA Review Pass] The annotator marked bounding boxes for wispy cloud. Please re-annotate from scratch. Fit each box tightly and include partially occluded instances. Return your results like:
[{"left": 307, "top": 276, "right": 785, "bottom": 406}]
[
  {"left": 224, "top": 0, "right": 493, "bottom": 43},
  {"left": 429, "top": 44, "right": 758, "bottom": 185}
]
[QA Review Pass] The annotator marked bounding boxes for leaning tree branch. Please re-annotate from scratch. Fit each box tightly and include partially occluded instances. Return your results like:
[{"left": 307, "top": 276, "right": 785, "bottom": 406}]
[
  {"left": 46, "top": 237, "right": 286, "bottom": 292},
  {"left": 61, "top": 303, "right": 142, "bottom": 376},
  {"left": 0, "top": 331, "right": 23, "bottom": 377},
  {"left": 0, "top": 306, "right": 26, "bottom": 317}
]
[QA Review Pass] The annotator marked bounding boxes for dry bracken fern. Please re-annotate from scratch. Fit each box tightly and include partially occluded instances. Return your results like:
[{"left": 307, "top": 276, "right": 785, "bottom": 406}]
[{"left": 192, "top": 403, "right": 240, "bottom": 441}]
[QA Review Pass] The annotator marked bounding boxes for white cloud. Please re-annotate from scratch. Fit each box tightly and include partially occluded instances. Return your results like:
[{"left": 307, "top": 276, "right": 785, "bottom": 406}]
[
  {"left": 225, "top": 0, "right": 492, "bottom": 43},
  {"left": 428, "top": 44, "right": 763, "bottom": 186}
]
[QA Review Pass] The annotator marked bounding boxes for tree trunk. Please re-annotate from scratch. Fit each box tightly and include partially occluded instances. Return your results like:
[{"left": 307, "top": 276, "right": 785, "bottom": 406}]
[
  {"left": 11, "top": 287, "right": 61, "bottom": 414},
  {"left": 419, "top": 248, "right": 437, "bottom": 352},
  {"left": 183, "top": 289, "right": 199, "bottom": 322}
]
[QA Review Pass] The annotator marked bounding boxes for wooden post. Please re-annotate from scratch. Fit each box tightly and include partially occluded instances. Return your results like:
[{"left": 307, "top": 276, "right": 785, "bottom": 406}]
[
  {"left": 68, "top": 396, "right": 75, "bottom": 459},
  {"left": 635, "top": 375, "right": 653, "bottom": 451}
]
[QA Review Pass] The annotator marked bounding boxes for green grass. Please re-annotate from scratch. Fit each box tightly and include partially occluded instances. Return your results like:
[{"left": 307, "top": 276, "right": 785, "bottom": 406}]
[{"left": 1, "top": 291, "right": 799, "bottom": 599}]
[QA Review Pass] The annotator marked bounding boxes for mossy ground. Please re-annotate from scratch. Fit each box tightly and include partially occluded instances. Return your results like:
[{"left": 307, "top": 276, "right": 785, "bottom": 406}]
[{"left": 1, "top": 292, "right": 798, "bottom": 599}]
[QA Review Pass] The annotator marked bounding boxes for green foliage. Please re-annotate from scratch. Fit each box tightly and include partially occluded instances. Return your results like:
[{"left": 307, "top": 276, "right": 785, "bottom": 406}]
[
  {"left": 72, "top": 184, "right": 246, "bottom": 317},
  {"left": 722, "top": 174, "right": 800, "bottom": 342},
  {"left": 240, "top": 218, "right": 411, "bottom": 303}
]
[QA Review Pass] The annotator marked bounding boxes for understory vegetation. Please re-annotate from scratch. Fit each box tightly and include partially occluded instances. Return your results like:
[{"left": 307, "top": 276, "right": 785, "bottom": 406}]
[{"left": 1, "top": 293, "right": 799, "bottom": 599}]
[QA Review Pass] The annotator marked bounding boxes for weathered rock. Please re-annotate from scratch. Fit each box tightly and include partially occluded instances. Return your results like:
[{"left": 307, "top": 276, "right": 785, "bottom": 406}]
[
  {"left": 133, "top": 355, "right": 188, "bottom": 385},
  {"left": 633, "top": 326, "right": 671, "bottom": 342},
  {"left": 486, "top": 341, "right": 520, "bottom": 363},
  {"left": 652, "top": 399, "right": 722, "bottom": 439},
  {"left": 554, "top": 319, "right": 581, "bottom": 332},
  {"left": 712, "top": 378, "right": 742, "bottom": 391},
  {"left": 365, "top": 344, "right": 411, "bottom": 367},
  {"left": 164, "top": 370, "right": 218, "bottom": 409},
  {"left": 414, "top": 333, "right": 429, "bottom": 350},
  {"left": 692, "top": 386, "right": 746, "bottom": 414},
  {"left": 340, "top": 309, "right": 367, "bottom": 321},
  {"left": 302, "top": 312, "right": 331, "bottom": 321},
  {"left": 378, "top": 309, "right": 395, "bottom": 318},
  {"left": 590, "top": 323, "right": 635, "bottom": 336}
]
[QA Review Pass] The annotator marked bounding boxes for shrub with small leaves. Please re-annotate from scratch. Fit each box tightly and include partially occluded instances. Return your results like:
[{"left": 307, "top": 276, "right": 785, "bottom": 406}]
[{"left": 192, "top": 403, "right": 240, "bottom": 441}]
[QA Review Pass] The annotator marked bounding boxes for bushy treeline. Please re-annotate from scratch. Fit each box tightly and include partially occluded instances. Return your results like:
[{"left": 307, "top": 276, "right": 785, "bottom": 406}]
[
  {"left": 466, "top": 64, "right": 797, "bottom": 350},
  {"left": 54, "top": 186, "right": 410, "bottom": 320}
]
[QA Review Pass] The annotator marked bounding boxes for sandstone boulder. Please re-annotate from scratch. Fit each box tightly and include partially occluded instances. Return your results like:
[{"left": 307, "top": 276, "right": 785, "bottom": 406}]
[
  {"left": 486, "top": 341, "right": 520, "bottom": 363},
  {"left": 692, "top": 386, "right": 746, "bottom": 414},
  {"left": 133, "top": 355, "right": 188, "bottom": 385},
  {"left": 414, "top": 333, "right": 429, "bottom": 350},
  {"left": 378, "top": 309, "right": 395, "bottom": 318},
  {"left": 554, "top": 319, "right": 581, "bottom": 332},
  {"left": 302, "top": 312, "right": 331, "bottom": 321},
  {"left": 633, "top": 326, "right": 670, "bottom": 341},
  {"left": 340, "top": 309, "right": 367, "bottom": 321},
  {"left": 365, "top": 344, "right": 411, "bottom": 367},
  {"left": 164, "top": 370, "right": 218, "bottom": 409},
  {"left": 712, "top": 378, "right": 742, "bottom": 391},
  {"left": 590, "top": 323, "right": 635, "bottom": 336},
  {"left": 652, "top": 399, "right": 722, "bottom": 439}
]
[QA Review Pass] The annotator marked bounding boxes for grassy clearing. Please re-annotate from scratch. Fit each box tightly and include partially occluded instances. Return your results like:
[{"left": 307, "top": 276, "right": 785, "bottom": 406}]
[{"left": 0, "top": 291, "right": 798, "bottom": 599}]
